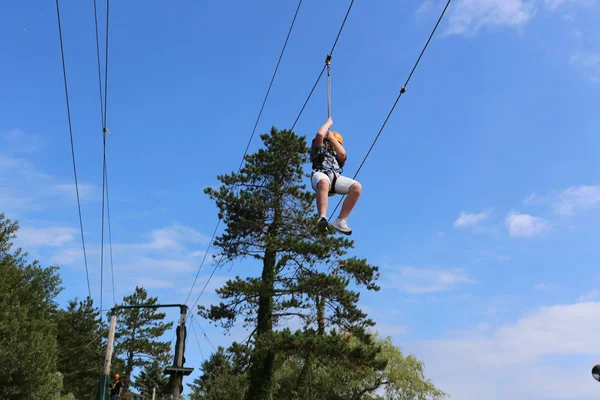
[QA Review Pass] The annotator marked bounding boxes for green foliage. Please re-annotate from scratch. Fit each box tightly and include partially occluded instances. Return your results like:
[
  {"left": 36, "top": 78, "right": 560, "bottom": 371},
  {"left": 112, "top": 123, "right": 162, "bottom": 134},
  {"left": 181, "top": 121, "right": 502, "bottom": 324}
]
[
  {"left": 189, "top": 336, "right": 446, "bottom": 400},
  {"left": 112, "top": 286, "right": 174, "bottom": 388},
  {"left": 0, "top": 213, "right": 64, "bottom": 400},
  {"left": 199, "top": 128, "right": 382, "bottom": 400},
  {"left": 289, "top": 335, "right": 447, "bottom": 400},
  {"left": 132, "top": 360, "right": 171, "bottom": 400},
  {"left": 187, "top": 347, "right": 247, "bottom": 400},
  {"left": 55, "top": 297, "right": 106, "bottom": 399}
]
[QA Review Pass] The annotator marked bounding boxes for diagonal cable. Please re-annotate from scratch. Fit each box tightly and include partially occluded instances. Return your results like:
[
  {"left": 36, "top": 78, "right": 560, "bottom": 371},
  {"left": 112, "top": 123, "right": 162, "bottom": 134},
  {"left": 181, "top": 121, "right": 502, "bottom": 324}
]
[
  {"left": 329, "top": 0, "right": 452, "bottom": 219},
  {"left": 183, "top": 0, "right": 305, "bottom": 310},
  {"left": 55, "top": 0, "right": 92, "bottom": 298},
  {"left": 187, "top": 0, "right": 358, "bottom": 317}
]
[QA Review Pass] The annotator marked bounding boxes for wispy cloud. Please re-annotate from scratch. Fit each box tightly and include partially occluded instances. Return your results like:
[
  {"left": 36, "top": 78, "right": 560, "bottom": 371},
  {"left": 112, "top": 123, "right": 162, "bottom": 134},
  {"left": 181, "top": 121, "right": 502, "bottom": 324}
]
[
  {"left": 21, "top": 221, "right": 217, "bottom": 303},
  {"left": 533, "top": 282, "right": 559, "bottom": 290},
  {"left": 51, "top": 183, "right": 97, "bottom": 202},
  {"left": 382, "top": 266, "right": 475, "bottom": 294},
  {"left": 409, "top": 301, "right": 600, "bottom": 400},
  {"left": 423, "top": 0, "right": 594, "bottom": 37},
  {"left": 369, "top": 322, "right": 410, "bottom": 337},
  {"left": 505, "top": 212, "right": 549, "bottom": 237},
  {"left": 555, "top": 185, "right": 600, "bottom": 215},
  {"left": 17, "top": 226, "right": 78, "bottom": 248},
  {"left": 525, "top": 185, "right": 600, "bottom": 215},
  {"left": 579, "top": 289, "right": 600, "bottom": 302},
  {"left": 444, "top": 0, "right": 536, "bottom": 36},
  {"left": 0, "top": 154, "right": 97, "bottom": 214},
  {"left": 545, "top": 0, "right": 596, "bottom": 11},
  {"left": 417, "top": 0, "right": 435, "bottom": 15},
  {"left": 454, "top": 209, "right": 492, "bottom": 228},
  {"left": 137, "top": 277, "right": 175, "bottom": 289},
  {"left": 144, "top": 225, "right": 209, "bottom": 251},
  {"left": 571, "top": 51, "right": 600, "bottom": 83},
  {"left": 0, "top": 129, "right": 42, "bottom": 154}
]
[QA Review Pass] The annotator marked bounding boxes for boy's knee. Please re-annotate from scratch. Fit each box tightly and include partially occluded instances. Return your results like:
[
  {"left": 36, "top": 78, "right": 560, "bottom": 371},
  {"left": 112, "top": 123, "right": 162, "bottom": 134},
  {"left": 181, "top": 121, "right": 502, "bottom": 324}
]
[
  {"left": 351, "top": 182, "right": 362, "bottom": 194},
  {"left": 317, "top": 179, "right": 330, "bottom": 191}
]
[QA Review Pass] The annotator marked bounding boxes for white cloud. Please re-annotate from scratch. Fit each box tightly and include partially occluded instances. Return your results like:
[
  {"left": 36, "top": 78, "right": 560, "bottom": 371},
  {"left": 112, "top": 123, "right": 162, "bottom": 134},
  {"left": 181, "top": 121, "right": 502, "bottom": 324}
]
[
  {"left": 0, "top": 129, "right": 42, "bottom": 154},
  {"left": 51, "top": 246, "right": 86, "bottom": 265},
  {"left": 137, "top": 277, "right": 175, "bottom": 289},
  {"left": 533, "top": 282, "right": 559, "bottom": 290},
  {"left": 571, "top": 51, "right": 600, "bottom": 83},
  {"left": 579, "top": 289, "right": 600, "bottom": 302},
  {"left": 370, "top": 322, "right": 410, "bottom": 337},
  {"left": 555, "top": 185, "right": 600, "bottom": 215},
  {"left": 143, "top": 225, "right": 209, "bottom": 252},
  {"left": 0, "top": 155, "right": 98, "bottom": 213},
  {"left": 506, "top": 212, "right": 549, "bottom": 237},
  {"left": 545, "top": 0, "right": 596, "bottom": 11},
  {"left": 445, "top": 0, "right": 536, "bottom": 36},
  {"left": 429, "top": 0, "right": 595, "bottom": 37},
  {"left": 524, "top": 185, "right": 600, "bottom": 216},
  {"left": 417, "top": 0, "right": 435, "bottom": 14},
  {"left": 17, "top": 226, "right": 77, "bottom": 248},
  {"left": 51, "top": 183, "right": 97, "bottom": 202},
  {"left": 407, "top": 301, "right": 600, "bottom": 400},
  {"left": 454, "top": 209, "right": 491, "bottom": 228},
  {"left": 382, "top": 266, "right": 475, "bottom": 294}
]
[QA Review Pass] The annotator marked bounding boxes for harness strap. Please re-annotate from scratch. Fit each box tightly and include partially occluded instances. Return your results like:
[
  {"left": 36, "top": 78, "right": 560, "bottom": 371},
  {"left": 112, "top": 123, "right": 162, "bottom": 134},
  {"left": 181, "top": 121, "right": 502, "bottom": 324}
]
[{"left": 325, "top": 170, "right": 339, "bottom": 196}]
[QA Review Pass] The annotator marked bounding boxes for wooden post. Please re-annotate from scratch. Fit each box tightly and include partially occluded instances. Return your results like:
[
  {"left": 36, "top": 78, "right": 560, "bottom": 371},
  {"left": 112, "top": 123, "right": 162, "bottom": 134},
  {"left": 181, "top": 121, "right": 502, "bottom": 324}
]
[
  {"left": 172, "top": 307, "right": 187, "bottom": 400},
  {"left": 96, "top": 315, "right": 117, "bottom": 400},
  {"left": 152, "top": 387, "right": 156, "bottom": 400}
]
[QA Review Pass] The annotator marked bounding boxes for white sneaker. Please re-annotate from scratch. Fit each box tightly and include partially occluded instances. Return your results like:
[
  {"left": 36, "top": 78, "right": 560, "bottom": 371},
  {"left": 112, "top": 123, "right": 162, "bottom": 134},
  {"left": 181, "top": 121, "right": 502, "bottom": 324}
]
[
  {"left": 317, "top": 215, "right": 329, "bottom": 233},
  {"left": 331, "top": 218, "right": 352, "bottom": 235}
]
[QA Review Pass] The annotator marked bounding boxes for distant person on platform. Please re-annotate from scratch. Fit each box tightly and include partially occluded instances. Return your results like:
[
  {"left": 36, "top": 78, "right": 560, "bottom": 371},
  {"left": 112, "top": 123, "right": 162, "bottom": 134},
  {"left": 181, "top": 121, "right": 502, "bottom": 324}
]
[{"left": 110, "top": 373, "right": 123, "bottom": 400}]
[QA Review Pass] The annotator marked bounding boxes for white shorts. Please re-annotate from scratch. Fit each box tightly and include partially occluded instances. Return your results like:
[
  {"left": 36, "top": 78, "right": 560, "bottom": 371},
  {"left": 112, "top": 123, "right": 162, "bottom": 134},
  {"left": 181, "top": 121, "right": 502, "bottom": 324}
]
[{"left": 311, "top": 171, "right": 359, "bottom": 195}]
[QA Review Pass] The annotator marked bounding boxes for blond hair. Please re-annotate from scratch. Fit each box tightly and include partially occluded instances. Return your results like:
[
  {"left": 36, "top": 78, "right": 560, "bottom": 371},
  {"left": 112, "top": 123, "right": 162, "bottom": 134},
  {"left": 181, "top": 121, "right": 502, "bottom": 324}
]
[{"left": 328, "top": 131, "right": 343, "bottom": 144}]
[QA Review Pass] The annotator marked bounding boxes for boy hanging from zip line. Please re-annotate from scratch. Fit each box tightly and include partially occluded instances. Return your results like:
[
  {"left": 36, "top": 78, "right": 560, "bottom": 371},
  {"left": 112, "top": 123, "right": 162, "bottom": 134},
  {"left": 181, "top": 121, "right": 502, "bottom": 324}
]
[{"left": 310, "top": 117, "right": 362, "bottom": 235}]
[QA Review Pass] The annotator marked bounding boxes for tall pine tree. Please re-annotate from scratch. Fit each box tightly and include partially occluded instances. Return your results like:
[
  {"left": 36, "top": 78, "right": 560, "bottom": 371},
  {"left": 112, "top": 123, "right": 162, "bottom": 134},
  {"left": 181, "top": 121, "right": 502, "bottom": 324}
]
[
  {"left": 187, "top": 347, "right": 246, "bottom": 400},
  {"left": 199, "top": 128, "right": 381, "bottom": 400},
  {"left": 0, "top": 213, "right": 64, "bottom": 400},
  {"left": 55, "top": 297, "right": 106, "bottom": 399},
  {"left": 132, "top": 360, "right": 171, "bottom": 400},
  {"left": 112, "top": 286, "right": 174, "bottom": 390}
]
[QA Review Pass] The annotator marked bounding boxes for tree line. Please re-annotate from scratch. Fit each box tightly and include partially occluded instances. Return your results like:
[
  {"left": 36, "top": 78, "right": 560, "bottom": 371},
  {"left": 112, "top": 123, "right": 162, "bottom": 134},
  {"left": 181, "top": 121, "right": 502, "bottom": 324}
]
[{"left": 0, "top": 128, "right": 446, "bottom": 399}]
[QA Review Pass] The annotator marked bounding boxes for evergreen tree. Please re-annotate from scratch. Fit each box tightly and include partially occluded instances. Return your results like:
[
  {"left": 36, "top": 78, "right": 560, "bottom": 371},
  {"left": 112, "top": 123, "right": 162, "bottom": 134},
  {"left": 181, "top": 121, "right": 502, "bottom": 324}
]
[
  {"left": 113, "top": 286, "right": 174, "bottom": 390},
  {"left": 189, "top": 336, "right": 446, "bottom": 400},
  {"left": 187, "top": 347, "right": 246, "bottom": 400},
  {"left": 198, "top": 128, "right": 381, "bottom": 400},
  {"left": 55, "top": 297, "right": 106, "bottom": 399},
  {"left": 0, "top": 213, "right": 64, "bottom": 400},
  {"left": 132, "top": 360, "right": 171, "bottom": 400}
]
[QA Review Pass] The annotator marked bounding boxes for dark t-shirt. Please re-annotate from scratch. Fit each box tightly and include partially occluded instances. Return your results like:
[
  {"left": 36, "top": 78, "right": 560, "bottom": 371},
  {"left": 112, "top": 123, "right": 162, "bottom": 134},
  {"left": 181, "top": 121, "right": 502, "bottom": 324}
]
[{"left": 110, "top": 380, "right": 123, "bottom": 396}]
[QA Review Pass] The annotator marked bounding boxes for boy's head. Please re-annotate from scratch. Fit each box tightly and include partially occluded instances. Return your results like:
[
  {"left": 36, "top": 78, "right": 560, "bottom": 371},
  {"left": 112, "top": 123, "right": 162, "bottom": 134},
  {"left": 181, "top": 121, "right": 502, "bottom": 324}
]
[{"left": 326, "top": 131, "right": 343, "bottom": 145}]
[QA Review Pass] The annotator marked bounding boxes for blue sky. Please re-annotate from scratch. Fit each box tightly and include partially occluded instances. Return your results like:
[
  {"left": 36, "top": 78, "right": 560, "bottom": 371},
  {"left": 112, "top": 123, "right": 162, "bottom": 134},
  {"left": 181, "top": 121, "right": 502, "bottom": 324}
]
[{"left": 2, "top": 0, "right": 600, "bottom": 398}]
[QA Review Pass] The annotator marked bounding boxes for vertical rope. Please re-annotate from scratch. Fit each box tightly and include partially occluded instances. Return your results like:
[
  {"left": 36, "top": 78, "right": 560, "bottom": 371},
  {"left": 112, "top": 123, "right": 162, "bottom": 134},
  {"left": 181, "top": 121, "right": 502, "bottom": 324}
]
[{"left": 326, "top": 55, "right": 332, "bottom": 119}]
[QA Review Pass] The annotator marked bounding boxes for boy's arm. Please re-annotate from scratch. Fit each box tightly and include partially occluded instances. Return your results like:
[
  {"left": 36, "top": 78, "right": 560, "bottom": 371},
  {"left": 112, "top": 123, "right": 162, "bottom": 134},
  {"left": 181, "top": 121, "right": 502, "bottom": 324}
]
[
  {"left": 327, "top": 134, "right": 347, "bottom": 163},
  {"left": 313, "top": 117, "right": 333, "bottom": 147}
]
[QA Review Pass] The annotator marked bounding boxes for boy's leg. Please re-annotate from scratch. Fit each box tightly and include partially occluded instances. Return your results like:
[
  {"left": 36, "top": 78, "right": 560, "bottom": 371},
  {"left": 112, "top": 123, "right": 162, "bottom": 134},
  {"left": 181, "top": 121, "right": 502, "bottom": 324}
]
[
  {"left": 329, "top": 176, "right": 361, "bottom": 235},
  {"left": 339, "top": 181, "right": 362, "bottom": 219},
  {"left": 311, "top": 172, "right": 331, "bottom": 232}
]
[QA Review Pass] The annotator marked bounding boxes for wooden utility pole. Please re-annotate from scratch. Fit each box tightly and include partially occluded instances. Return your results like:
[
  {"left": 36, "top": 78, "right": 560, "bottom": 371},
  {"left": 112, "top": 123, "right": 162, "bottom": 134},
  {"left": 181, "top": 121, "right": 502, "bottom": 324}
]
[
  {"left": 152, "top": 387, "right": 156, "bottom": 400},
  {"left": 165, "top": 305, "right": 193, "bottom": 400},
  {"left": 173, "top": 306, "right": 187, "bottom": 400},
  {"left": 96, "top": 314, "right": 117, "bottom": 400},
  {"left": 100, "top": 304, "right": 193, "bottom": 399}
]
